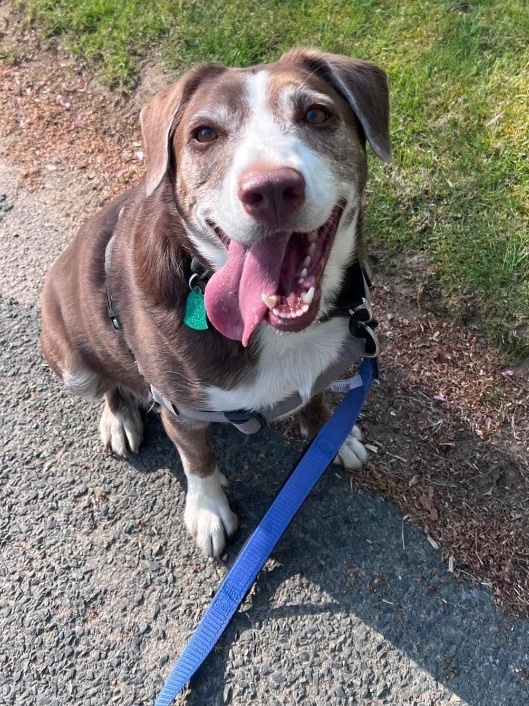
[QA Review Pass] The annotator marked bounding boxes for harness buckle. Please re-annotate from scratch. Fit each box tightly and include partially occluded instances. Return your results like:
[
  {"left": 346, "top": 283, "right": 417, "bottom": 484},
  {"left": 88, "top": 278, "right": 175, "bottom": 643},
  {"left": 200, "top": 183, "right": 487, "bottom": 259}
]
[
  {"left": 348, "top": 297, "right": 373, "bottom": 323},
  {"left": 224, "top": 409, "right": 268, "bottom": 434},
  {"left": 348, "top": 298, "right": 379, "bottom": 357}
]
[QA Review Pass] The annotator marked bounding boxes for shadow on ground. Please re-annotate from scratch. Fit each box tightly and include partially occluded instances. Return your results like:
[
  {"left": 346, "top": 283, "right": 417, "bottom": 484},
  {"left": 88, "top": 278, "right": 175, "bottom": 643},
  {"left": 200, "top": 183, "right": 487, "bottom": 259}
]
[{"left": 129, "top": 410, "right": 529, "bottom": 706}]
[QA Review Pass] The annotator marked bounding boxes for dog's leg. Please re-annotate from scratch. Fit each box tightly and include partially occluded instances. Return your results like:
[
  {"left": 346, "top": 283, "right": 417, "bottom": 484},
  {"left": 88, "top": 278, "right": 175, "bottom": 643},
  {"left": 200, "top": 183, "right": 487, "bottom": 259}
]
[
  {"left": 100, "top": 388, "right": 144, "bottom": 457},
  {"left": 161, "top": 410, "right": 238, "bottom": 558},
  {"left": 298, "top": 394, "right": 367, "bottom": 470}
]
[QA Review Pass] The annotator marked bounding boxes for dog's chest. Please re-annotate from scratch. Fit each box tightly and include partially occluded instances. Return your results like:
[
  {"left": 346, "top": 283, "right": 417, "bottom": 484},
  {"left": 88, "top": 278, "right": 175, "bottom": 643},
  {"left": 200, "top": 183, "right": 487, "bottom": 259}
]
[{"left": 204, "top": 317, "right": 349, "bottom": 412}]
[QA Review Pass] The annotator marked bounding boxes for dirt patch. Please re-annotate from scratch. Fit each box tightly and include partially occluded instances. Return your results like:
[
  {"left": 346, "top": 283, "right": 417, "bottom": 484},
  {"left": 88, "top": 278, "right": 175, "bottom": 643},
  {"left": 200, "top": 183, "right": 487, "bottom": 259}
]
[
  {"left": 359, "top": 287, "right": 529, "bottom": 612},
  {"left": 2, "top": 6, "right": 528, "bottom": 615},
  {"left": 0, "top": 6, "right": 143, "bottom": 208}
]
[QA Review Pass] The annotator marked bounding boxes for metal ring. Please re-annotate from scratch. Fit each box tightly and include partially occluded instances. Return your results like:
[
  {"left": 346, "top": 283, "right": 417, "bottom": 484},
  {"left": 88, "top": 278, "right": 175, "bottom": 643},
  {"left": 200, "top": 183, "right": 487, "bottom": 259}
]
[
  {"left": 188, "top": 273, "right": 199, "bottom": 290},
  {"left": 349, "top": 297, "right": 373, "bottom": 321},
  {"left": 362, "top": 324, "right": 380, "bottom": 357}
]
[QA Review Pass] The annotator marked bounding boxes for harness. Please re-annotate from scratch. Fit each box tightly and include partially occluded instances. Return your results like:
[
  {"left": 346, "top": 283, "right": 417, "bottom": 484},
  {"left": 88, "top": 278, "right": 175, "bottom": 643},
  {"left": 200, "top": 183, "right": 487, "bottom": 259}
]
[{"left": 104, "top": 235, "right": 378, "bottom": 433}]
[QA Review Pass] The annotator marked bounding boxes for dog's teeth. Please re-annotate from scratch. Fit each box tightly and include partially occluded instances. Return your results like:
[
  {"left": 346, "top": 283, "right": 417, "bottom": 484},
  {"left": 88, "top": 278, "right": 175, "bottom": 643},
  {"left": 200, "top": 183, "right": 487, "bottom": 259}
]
[
  {"left": 293, "top": 305, "right": 307, "bottom": 317},
  {"left": 274, "top": 301, "right": 310, "bottom": 320},
  {"left": 300, "top": 268, "right": 308, "bottom": 278},
  {"left": 303, "top": 255, "right": 312, "bottom": 268},
  {"left": 308, "top": 243, "right": 317, "bottom": 256},
  {"left": 302, "top": 287, "right": 315, "bottom": 305},
  {"left": 298, "top": 278, "right": 305, "bottom": 285},
  {"left": 261, "top": 293, "right": 279, "bottom": 310},
  {"left": 274, "top": 309, "right": 288, "bottom": 320},
  {"left": 308, "top": 230, "right": 318, "bottom": 243}
]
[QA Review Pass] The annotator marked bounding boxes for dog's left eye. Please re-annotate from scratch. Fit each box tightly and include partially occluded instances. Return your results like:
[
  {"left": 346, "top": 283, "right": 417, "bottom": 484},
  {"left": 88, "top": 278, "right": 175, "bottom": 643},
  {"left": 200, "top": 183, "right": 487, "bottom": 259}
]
[
  {"left": 194, "top": 126, "right": 218, "bottom": 143},
  {"left": 304, "top": 106, "right": 331, "bottom": 125}
]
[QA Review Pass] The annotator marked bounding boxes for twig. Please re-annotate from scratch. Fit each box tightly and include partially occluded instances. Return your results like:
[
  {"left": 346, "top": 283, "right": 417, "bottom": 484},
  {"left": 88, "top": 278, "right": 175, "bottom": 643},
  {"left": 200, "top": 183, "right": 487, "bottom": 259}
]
[
  {"left": 384, "top": 452, "right": 408, "bottom": 463},
  {"left": 401, "top": 517, "right": 407, "bottom": 550}
]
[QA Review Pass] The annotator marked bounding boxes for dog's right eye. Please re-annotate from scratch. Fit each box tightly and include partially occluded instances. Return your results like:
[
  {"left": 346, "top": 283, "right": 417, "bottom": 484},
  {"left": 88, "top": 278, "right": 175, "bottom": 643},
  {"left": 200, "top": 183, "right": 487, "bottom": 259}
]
[{"left": 194, "top": 126, "right": 218, "bottom": 143}]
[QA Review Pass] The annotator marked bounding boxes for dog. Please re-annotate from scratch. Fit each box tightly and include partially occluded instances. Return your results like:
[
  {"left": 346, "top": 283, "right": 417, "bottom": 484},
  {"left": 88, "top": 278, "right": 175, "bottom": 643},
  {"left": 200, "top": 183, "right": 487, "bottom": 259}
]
[{"left": 41, "top": 48, "right": 390, "bottom": 557}]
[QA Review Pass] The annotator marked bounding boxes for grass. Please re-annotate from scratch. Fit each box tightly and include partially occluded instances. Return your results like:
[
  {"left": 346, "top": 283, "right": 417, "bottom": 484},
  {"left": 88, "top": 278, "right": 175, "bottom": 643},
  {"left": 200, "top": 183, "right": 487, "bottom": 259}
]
[{"left": 17, "top": 0, "right": 529, "bottom": 353}]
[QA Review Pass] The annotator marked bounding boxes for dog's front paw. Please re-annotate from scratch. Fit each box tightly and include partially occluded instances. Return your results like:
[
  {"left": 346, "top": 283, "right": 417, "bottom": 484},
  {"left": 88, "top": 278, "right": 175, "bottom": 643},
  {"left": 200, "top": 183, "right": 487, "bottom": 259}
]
[
  {"left": 335, "top": 424, "right": 368, "bottom": 470},
  {"left": 99, "top": 393, "right": 143, "bottom": 457},
  {"left": 184, "top": 469, "right": 239, "bottom": 558}
]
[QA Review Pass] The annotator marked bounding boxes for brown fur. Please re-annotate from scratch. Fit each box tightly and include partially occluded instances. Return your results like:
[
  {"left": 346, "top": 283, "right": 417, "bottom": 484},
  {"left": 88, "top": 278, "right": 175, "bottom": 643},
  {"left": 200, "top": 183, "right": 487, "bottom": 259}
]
[{"left": 41, "top": 48, "right": 390, "bottom": 556}]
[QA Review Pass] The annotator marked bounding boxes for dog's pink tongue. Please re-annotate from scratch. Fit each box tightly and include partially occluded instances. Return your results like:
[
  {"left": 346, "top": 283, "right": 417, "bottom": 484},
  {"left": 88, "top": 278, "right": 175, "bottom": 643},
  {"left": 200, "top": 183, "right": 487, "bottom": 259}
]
[{"left": 205, "top": 234, "right": 290, "bottom": 346}]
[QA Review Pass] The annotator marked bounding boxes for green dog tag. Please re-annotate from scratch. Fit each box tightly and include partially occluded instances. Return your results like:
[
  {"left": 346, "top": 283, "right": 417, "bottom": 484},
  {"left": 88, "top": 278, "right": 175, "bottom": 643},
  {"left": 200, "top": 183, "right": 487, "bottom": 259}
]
[{"left": 184, "top": 286, "right": 208, "bottom": 330}]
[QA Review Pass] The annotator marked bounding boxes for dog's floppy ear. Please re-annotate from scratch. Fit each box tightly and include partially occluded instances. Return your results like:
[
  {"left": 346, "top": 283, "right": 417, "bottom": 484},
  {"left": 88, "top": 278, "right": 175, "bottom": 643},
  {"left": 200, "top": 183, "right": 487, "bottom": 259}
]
[
  {"left": 140, "top": 64, "right": 227, "bottom": 196},
  {"left": 282, "top": 48, "right": 391, "bottom": 162}
]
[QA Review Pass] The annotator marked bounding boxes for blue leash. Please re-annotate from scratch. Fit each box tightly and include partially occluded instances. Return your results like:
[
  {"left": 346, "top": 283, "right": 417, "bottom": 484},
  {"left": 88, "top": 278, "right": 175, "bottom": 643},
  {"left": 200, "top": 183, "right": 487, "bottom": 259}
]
[{"left": 155, "top": 356, "right": 378, "bottom": 706}]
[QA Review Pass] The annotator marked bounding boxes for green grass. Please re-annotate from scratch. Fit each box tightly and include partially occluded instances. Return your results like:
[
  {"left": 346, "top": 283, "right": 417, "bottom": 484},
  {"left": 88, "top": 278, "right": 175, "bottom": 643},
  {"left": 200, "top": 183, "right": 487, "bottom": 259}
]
[{"left": 17, "top": 0, "right": 529, "bottom": 352}]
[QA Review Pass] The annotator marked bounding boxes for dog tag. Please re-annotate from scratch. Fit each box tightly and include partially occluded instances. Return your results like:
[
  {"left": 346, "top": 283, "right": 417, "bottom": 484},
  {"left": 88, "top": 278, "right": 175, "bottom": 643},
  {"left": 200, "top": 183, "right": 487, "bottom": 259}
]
[{"left": 184, "top": 287, "right": 208, "bottom": 330}]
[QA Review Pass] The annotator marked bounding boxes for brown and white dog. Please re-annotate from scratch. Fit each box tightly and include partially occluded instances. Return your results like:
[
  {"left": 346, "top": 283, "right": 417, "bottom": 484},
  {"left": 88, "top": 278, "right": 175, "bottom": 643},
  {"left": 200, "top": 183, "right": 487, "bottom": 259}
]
[{"left": 41, "top": 48, "right": 390, "bottom": 557}]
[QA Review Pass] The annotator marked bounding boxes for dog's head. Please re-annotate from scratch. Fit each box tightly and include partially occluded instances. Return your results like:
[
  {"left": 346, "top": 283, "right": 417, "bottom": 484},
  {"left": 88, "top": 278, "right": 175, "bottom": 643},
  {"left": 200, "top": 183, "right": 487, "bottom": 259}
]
[{"left": 140, "top": 48, "right": 390, "bottom": 346}]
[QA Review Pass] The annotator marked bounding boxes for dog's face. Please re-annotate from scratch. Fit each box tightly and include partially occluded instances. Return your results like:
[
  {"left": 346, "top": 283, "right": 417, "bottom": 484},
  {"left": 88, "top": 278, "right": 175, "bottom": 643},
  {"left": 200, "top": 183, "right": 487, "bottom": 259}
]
[{"left": 141, "top": 49, "right": 390, "bottom": 347}]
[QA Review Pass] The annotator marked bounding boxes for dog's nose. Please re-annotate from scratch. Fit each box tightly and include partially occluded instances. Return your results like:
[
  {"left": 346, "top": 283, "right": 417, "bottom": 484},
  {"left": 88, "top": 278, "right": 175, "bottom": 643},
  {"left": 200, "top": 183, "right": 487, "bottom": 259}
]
[{"left": 238, "top": 167, "right": 305, "bottom": 225}]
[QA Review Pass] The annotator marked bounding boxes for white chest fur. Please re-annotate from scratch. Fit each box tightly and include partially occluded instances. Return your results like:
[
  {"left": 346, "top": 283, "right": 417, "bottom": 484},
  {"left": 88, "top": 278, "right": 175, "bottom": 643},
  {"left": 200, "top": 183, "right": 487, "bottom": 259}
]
[{"left": 205, "top": 317, "right": 350, "bottom": 412}]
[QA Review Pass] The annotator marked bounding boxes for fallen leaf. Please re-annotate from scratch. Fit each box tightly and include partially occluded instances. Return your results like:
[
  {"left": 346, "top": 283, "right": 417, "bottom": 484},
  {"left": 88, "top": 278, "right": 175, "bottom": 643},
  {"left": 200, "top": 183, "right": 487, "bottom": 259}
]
[
  {"left": 419, "top": 487, "right": 439, "bottom": 521},
  {"left": 483, "top": 467, "right": 502, "bottom": 496}
]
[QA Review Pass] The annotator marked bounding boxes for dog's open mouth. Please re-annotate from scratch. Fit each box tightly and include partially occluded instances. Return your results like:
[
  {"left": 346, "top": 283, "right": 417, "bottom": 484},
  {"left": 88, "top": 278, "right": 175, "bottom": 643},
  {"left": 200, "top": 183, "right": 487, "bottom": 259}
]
[{"left": 204, "top": 203, "right": 344, "bottom": 346}]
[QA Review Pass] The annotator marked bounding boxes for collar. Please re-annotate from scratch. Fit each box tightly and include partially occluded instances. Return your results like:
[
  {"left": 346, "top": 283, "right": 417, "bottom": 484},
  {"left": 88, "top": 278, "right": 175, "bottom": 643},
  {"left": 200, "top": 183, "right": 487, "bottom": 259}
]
[
  {"left": 106, "top": 235, "right": 375, "bottom": 336},
  {"left": 105, "top": 236, "right": 377, "bottom": 355}
]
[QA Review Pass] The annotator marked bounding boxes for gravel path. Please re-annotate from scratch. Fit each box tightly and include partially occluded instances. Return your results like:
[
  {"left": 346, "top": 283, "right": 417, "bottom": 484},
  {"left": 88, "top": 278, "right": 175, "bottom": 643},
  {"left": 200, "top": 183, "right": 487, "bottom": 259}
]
[{"left": 1, "top": 154, "right": 528, "bottom": 706}]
